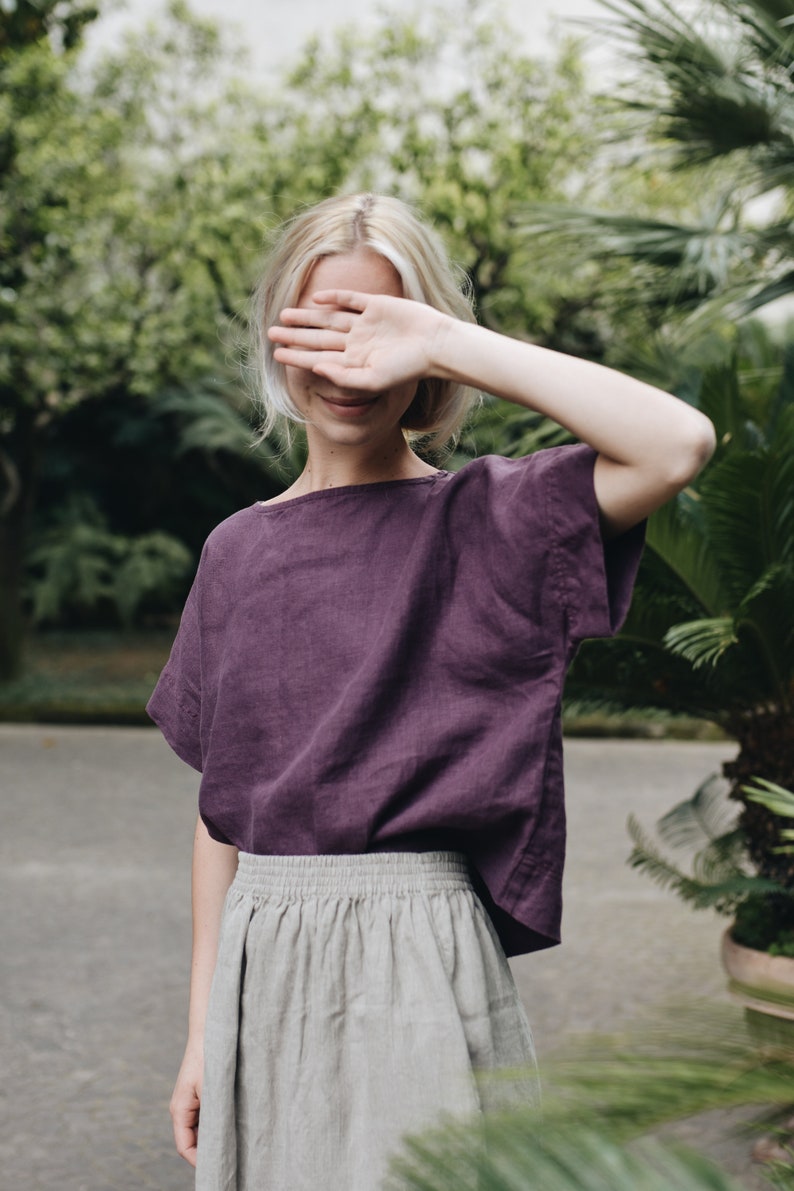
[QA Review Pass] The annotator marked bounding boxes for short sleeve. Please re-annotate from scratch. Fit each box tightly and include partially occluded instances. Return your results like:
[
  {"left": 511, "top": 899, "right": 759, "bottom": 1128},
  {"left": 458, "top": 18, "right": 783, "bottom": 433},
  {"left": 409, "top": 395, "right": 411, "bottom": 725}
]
[
  {"left": 146, "top": 553, "right": 204, "bottom": 772},
  {"left": 545, "top": 443, "right": 645, "bottom": 640}
]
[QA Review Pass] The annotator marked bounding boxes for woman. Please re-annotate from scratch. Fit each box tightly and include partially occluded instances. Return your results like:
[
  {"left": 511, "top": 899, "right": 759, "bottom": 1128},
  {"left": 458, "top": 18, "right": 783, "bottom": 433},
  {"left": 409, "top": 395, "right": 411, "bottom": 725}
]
[{"left": 147, "top": 192, "right": 715, "bottom": 1190}]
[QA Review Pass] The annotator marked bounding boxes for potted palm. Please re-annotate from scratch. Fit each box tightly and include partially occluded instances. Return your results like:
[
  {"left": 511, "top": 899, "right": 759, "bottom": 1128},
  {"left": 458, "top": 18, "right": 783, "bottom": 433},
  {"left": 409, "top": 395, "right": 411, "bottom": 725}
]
[
  {"left": 534, "top": 330, "right": 793, "bottom": 990},
  {"left": 627, "top": 775, "right": 794, "bottom": 1024},
  {"left": 507, "top": 0, "right": 794, "bottom": 1018},
  {"left": 721, "top": 779, "right": 794, "bottom": 1023}
]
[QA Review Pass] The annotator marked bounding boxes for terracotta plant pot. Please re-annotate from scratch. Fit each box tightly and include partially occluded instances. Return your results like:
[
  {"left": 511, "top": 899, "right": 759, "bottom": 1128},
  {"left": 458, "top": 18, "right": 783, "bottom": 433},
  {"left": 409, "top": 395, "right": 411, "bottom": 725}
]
[{"left": 721, "top": 928, "right": 794, "bottom": 1022}]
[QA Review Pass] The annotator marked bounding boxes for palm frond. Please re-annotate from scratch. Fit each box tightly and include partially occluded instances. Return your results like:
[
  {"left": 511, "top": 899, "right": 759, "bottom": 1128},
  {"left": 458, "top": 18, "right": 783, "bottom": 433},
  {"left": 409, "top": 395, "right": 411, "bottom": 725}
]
[
  {"left": 626, "top": 813, "right": 779, "bottom": 912},
  {"left": 645, "top": 494, "right": 729, "bottom": 617},
  {"left": 544, "top": 1001, "right": 794, "bottom": 1135},
  {"left": 727, "top": 0, "right": 794, "bottom": 79},
  {"left": 694, "top": 356, "right": 758, "bottom": 450},
  {"left": 520, "top": 202, "right": 751, "bottom": 301},
  {"left": 769, "top": 404, "right": 794, "bottom": 556},
  {"left": 733, "top": 268, "right": 794, "bottom": 318},
  {"left": 663, "top": 617, "right": 739, "bottom": 669},
  {"left": 150, "top": 388, "right": 259, "bottom": 457},
  {"left": 483, "top": 401, "right": 574, "bottom": 459},
  {"left": 387, "top": 1003, "right": 794, "bottom": 1191},
  {"left": 656, "top": 773, "right": 737, "bottom": 849},
  {"left": 146, "top": 386, "right": 294, "bottom": 480},
  {"left": 700, "top": 451, "right": 775, "bottom": 598},
  {"left": 735, "top": 564, "right": 794, "bottom": 697},
  {"left": 388, "top": 1118, "right": 749, "bottom": 1191},
  {"left": 594, "top": 0, "right": 741, "bottom": 85},
  {"left": 596, "top": 0, "right": 794, "bottom": 172},
  {"left": 564, "top": 635, "right": 733, "bottom": 722},
  {"left": 653, "top": 775, "right": 750, "bottom": 888},
  {"left": 743, "top": 777, "right": 794, "bottom": 819},
  {"left": 694, "top": 830, "right": 752, "bottom": 885}
]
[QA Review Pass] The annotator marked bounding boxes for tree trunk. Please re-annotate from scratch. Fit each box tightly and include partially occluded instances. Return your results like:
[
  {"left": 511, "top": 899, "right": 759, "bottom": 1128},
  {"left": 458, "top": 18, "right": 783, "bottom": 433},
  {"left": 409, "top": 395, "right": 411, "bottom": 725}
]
[{"left": 0, "top": 407, "right": 37, "bottom": 680}]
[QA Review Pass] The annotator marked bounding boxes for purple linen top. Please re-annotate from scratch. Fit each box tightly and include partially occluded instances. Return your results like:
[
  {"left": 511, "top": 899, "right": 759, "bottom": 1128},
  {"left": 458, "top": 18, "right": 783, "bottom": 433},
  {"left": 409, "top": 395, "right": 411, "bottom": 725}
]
[{"left": 147, "top": 445, "right": 644, "bottom": 956}]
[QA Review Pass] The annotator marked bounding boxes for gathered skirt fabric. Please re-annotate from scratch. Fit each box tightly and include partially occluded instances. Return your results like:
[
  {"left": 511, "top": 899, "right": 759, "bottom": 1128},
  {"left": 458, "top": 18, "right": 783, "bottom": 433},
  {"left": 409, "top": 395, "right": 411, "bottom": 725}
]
[{"left": 195, "top": 851, "right": 538, "bottom": 1191}]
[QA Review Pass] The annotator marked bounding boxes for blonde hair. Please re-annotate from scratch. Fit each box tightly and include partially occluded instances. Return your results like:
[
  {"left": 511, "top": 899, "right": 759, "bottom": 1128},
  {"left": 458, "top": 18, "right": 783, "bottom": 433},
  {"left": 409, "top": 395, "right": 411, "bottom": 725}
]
[{"left": 251, "top": 193, "right": 479, "bottom": 448}]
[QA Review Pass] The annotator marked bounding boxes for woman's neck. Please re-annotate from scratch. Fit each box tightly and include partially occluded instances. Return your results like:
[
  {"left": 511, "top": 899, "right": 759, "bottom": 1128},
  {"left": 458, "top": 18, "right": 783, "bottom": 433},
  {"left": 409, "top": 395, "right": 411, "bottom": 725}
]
[{"left": 291, "top": 439, "right": 438, "bottom": 495}]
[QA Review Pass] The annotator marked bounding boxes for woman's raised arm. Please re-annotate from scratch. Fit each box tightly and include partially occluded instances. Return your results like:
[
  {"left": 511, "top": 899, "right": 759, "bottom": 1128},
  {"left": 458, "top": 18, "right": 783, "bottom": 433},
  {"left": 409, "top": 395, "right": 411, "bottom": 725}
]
[
  {"left": 429, "top": 316, "right": 716, "bottom": 536},
  {"left": 269, "top": 291, "right": 716, "bottom": 536}
]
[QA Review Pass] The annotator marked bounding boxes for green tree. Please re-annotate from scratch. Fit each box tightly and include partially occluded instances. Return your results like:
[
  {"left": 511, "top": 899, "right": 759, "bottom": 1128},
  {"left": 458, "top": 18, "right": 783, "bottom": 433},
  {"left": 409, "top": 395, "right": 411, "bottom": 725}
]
[
  {"left": 5, "top": 0, "right": 705, "bottom": 668},
  {"left": 275, "top": 3, "right": 594, "bottom": 339},
  {"left": 523, "top": 0, "right": 794, "bottom": 323},
  {"left": 3, "top": 0, "right": 613, "bottom": 667},
  {"left": 0, "top": 2, "right": 276, "bottom": 672},
  {"left": 1, "top": 3, "right": 98, "bottom": 674},
  {"left": 0, "top": 0, "right": 97, "bottom": 52}
]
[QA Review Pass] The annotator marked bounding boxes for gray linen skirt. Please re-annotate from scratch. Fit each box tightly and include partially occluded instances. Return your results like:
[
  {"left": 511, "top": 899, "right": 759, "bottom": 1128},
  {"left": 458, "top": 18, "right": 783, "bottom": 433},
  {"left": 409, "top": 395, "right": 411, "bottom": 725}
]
[{"left": 196, "top": 851, "right": 537, "bottom": 1191}]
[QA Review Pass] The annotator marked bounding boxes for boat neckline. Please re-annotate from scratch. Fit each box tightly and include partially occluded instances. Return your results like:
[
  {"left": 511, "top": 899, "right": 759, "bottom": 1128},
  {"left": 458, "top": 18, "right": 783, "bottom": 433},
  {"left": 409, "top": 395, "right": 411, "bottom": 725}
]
[{"left": 254, "top": 471, "right": 450, "bottom": 512}]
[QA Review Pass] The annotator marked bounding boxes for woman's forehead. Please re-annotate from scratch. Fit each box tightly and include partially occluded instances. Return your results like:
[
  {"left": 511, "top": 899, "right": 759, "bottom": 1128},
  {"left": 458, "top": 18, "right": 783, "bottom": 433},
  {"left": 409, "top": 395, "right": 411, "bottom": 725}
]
[{"left": 298, "top": 249, "right": 403, "bottom": 305}]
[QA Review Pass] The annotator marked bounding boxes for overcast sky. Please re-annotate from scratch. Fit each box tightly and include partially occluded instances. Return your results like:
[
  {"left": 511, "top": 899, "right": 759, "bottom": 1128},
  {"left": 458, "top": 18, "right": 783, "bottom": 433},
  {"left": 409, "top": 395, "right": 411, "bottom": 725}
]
[{"left": 86, "top": 0, "right": 613, "bottom": 76}]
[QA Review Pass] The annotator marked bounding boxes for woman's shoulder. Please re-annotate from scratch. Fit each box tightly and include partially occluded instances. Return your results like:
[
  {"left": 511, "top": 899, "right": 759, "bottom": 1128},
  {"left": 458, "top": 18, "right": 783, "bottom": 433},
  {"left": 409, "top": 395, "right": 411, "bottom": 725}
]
[
  {"left": 446, "top": 443, "right": 594, "bottom": 489},
  {"left": 193, "top": 505, "right": 265, "bottom": 577}
]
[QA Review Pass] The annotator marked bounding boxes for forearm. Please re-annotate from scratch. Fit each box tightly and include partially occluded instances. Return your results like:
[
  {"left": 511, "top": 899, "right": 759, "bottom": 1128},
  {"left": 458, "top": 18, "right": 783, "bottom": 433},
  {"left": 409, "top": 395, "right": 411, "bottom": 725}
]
[
  {"left": 432, "top": 318, "right": 714, "bottom": 480},
  {"left": 186, "top": 813, "right": 238, "bottom": 1047}
]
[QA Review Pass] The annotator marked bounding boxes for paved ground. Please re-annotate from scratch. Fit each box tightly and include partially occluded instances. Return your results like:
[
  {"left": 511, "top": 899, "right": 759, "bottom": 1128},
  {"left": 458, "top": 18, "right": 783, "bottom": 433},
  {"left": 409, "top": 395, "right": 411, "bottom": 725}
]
[{"left": 1, "top": 726, "right": 781, "bottom": 1189}]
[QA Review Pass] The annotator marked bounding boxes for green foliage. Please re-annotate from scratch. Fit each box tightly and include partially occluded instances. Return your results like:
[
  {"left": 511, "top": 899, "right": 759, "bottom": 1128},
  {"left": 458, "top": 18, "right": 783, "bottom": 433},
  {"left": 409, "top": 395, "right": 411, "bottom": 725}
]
[
  {"left": 734, "top": 893, "right": 794, "bottom": 956},
  {"left": 0, "top": 0, "right": 98, "bottom": 53},
  {"left": 386, "top": 1004, "right": 794, "bottom": 1191},
  {"left": 610, "top": 348, "right": 794, "bottom": 926},
  {"left": 0, "top": 629, "right": 173, "bottom": 724},
  {"left": 627, "top": 772, "right": 787, "bottom": 919},
  {"left": 745, "top": 779, "right": 794, "bottom": 824},
  {"left": 663, "top": 617, "right": 739, "bottom": 670},
  {"left": 546, "top": 1001, "right": 794, "bottom": 1126},
  {"left": 266, "top": 2, "right": 595, "bottom": 340},
  {"left": 0, "top": 0, "right": 611, "bottom": 679},
  {"left": 745, "top": 780, "right": 794, "bottom": 855},
  {"left": 626, "top": 767, "right": 794, "bottom": 950},
  {"left": 609, "top": 345, "right": 794, "bottom": 941},
  {"left": 567, "top": 331, "right": 794, "bottom": 725},
  {"left": 522, "top": 194, "right": 754, "bottom": 314},
  {"left": 113, "top": 532, "right": 194, "bottom": 628},
  {"left": 522, "top": 0, "right": 794, "bottom": 324},
  {"left": 0, "top": 0, "right": 283, "bottom": 439},
  {"left": 25, "top": 495, "right": 192, "bottom": 628},
  {"left": 388, "top": 1122, "right": 747, "bottom": 1191}
]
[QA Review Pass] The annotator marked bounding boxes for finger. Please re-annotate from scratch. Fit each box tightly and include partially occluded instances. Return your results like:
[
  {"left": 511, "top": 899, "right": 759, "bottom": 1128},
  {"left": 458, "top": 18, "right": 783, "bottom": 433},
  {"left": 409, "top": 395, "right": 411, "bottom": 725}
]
[
  {"left": 311, "top": 289, "right": 370, "bottom": 312},
  {"left": 268, "top": 326, "right": 347, "bottom": 351},
  {"left": 276, "top": 307, "right": 356, "bottom": 330},
  {"left": 172, "top": 1110, "right": 199, "bottom": 1167},
  {"left": 272, "top": 346, "right": 345, "bottom": 371}
]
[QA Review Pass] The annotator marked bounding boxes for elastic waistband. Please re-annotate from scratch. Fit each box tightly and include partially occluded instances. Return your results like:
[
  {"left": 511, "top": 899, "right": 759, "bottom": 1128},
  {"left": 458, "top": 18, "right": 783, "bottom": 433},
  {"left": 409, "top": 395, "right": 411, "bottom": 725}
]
[{"left": 232, "top": 851, "right": 473, "bottom": 898}]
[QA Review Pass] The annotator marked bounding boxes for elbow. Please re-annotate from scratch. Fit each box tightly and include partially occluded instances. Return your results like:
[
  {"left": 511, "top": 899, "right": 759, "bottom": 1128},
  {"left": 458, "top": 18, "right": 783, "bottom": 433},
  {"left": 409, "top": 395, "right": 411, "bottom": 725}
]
[{"left": 664, "top": 413, "right": 716, "bottom": 490}]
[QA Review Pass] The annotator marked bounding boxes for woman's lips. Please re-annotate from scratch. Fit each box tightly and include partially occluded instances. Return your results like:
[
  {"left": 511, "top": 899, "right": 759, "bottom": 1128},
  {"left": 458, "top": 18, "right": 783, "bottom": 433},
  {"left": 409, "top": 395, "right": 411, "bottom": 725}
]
[{"left": 320, "top": 395, "right": 378, "bottom": 416}]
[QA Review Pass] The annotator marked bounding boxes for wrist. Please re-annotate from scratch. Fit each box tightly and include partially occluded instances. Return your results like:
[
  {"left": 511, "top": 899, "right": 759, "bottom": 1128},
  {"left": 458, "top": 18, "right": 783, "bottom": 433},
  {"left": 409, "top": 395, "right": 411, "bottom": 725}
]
[
  {"left": 184, "top": 1028, "right": 205, "bottom": 1055},
  {"left": 427, "top": 310, "right": 463, "bottom": 382}
]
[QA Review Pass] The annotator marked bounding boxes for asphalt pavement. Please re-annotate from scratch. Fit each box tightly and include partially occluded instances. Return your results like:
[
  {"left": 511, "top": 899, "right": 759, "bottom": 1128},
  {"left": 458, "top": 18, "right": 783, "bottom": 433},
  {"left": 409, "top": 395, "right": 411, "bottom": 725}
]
[{"left": 1, "top": 726, "right": 778, "bottom": 1189}]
